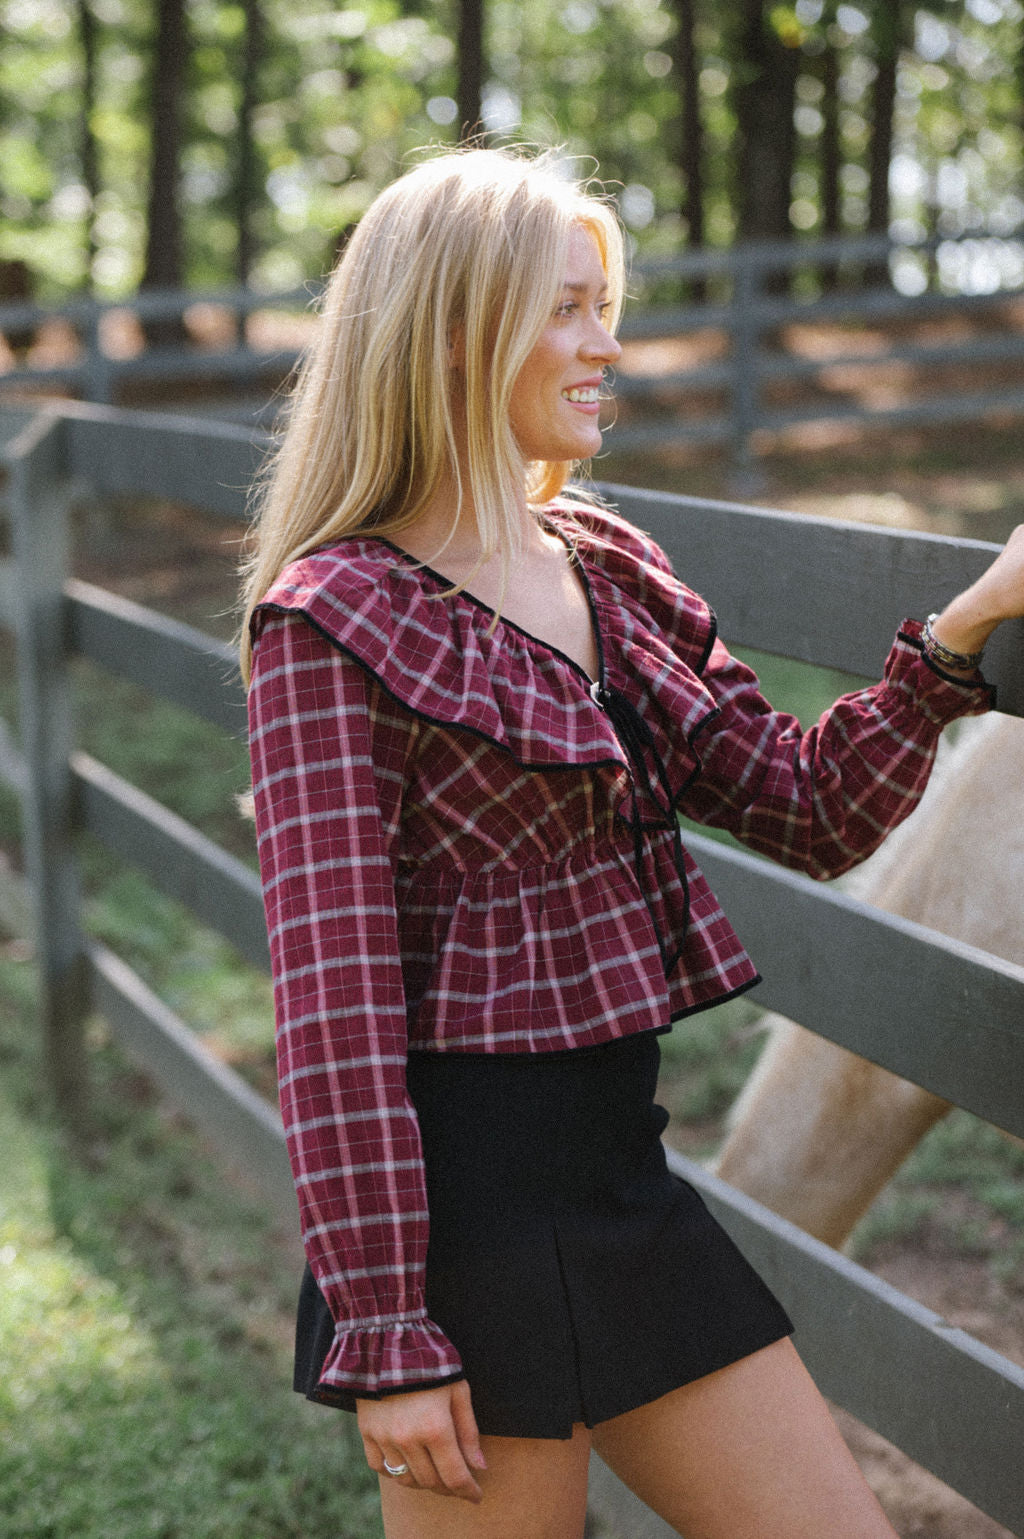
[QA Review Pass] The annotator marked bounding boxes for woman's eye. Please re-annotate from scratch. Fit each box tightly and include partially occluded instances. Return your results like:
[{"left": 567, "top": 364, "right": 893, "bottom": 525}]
[{"left": 554, "top": 297, "right": 610, "bottom": 320}]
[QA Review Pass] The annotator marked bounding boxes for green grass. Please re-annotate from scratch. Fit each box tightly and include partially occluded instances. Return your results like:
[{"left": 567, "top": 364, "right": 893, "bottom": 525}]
[
  {"left": 1, "top": 629, "right": 276, "bottom": 1092},
  {"left": 80, "top": 859, "right": 277, "bottom": 1095},
  {"left": 0, "top": 950, "right": 384, "bottom": 1539},
  {"left": 847, "top": 1112, "right": 1024, "bottom": 1278},
  {"left": 74, "top": 660, "right": 255, "bottom": 863}
]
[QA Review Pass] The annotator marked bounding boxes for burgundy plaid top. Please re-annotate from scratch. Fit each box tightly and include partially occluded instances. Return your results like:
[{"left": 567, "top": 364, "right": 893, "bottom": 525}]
[{"left": 248, "top": 502, "right": 992, "bottom": 1401}]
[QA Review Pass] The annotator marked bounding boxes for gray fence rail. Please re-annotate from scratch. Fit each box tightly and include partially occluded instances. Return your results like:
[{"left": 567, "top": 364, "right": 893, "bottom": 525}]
[
  {"left": 2, "top": 399, "right": 1024, "bottom": 1534},
  {"left": 0, "top": 282, "right": 306, "bottom": 407},
  {"left": 3, "top": 225, "right": 1024, "bottom": 475}
]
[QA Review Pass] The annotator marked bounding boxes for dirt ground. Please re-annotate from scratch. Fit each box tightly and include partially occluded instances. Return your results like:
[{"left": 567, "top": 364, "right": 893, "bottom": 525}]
[{"left": 833, "top": 1249, "right": 1023, "bottom": 1537}]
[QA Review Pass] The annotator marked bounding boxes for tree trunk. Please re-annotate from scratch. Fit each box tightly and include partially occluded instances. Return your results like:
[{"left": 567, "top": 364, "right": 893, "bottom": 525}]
[
  {"left": 1017, "top": 11, "right": 1024, "bottom": 162},
  {"left": 819, "top": 11, "right": 841, "bottom": 289},
  {"left": 868, "top": 12, "right": 899, "bottom": 235},
  {"left": 668, "top": 0, "right": 705, "bottom": 300},
  {"left": 235, "top": 0, "right": 264, "bottom": 291},
  {"left": 731, "top": 1, "right": 799, "bottom": 291},
  {"left": 141, "top": 0, "right": 188, "bottom": 344},
  {"left": 456, "top": 0, "right": 485, "bottom": 141},
  {"left": 864, "top": 0, "right": 906, "bottom": 287},
  {"left": 77, "top": 0, "right": 100, "bottom": 293}
]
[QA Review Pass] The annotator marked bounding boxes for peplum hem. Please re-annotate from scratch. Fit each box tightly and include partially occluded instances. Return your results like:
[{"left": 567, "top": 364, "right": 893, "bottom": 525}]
[{"left": 397, "top": 830, "right": 760, "bottom": 1052}]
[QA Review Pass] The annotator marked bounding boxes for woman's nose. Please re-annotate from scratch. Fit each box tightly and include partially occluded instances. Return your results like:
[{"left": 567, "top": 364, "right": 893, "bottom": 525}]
[{"left": 584, "top": 317, "right": 622, "bottom": 364}]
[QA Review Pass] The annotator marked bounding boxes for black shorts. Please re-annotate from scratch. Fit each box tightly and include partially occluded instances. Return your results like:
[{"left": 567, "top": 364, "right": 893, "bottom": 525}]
[{"left": 294, "top": 1029, "right": 792, "bottom": 1439}]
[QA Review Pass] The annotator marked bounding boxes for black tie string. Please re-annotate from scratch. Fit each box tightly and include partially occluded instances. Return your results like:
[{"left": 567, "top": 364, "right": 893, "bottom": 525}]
[{"left": 590, "top": 682, "right": 690, "bottom": 977}]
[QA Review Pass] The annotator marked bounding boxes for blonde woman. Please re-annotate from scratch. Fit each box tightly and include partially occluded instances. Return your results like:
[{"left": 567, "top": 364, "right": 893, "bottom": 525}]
[{"left": 241, "top": 146, "right": 1024, "bottom": 1539}]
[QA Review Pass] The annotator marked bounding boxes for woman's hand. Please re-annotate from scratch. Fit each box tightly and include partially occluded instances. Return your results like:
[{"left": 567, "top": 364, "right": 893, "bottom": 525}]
[
  {"left": 930, "top": 522, "right": 1024, "bottom": 667},
  {"left": 356, "top": 1380, "right": 487, "bottom": 1503}
]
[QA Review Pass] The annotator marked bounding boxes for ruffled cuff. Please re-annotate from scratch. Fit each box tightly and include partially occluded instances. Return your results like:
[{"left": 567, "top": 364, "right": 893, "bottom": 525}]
[
  {"left": 889, "top": 620, "right": 995, "bottom": 724},
  {"left": 314, "top": 1310, "right": 464, "bottom": 1402}
]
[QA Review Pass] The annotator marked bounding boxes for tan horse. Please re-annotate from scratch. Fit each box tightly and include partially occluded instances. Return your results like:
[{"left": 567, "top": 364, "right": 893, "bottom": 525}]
[{"left": 715, "top": 712, "right": 1024, "bottom": 1249}]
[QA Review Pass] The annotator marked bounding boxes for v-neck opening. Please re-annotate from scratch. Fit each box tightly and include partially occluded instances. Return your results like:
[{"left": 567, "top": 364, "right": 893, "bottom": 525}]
[{"left": 370, "top": 527, "right": 605, "bottom": 689}]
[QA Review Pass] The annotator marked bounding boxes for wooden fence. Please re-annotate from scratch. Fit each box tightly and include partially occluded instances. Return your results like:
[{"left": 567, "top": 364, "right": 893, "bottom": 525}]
[
  {"left": 0, "top": 282, "right": 302, "bottom": 411},
  {"left": 615, "top": 226, "right": 1024, "bottom": 481},
  {"left": 2, "top": 399, "right": 1024, "bottom": 1536},
  {"left": 3, "top": 225, "right": 1024, "bottom": 478}
]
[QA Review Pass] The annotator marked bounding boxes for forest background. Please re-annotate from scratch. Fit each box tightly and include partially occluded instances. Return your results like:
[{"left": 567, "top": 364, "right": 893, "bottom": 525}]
[{"left": 2, "top": 0, "right": 1023, "bottom": 309}]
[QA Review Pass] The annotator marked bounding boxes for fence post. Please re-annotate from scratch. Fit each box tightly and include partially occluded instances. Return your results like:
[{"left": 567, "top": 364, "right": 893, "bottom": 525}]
[
  {"left": 82, "top": 304, "right": 115, "bottom": 404},
  {"left": 9, "top": 410, "right": 90, "bottom": 1130},
  {"left": 728, "top": 245, "right": 762, "bottom": 494}
]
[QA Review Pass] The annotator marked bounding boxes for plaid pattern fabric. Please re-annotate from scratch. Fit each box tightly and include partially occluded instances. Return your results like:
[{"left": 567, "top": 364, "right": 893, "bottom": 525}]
[{"left": 248, "top": 502, "right": 992, "bottom": 1398}]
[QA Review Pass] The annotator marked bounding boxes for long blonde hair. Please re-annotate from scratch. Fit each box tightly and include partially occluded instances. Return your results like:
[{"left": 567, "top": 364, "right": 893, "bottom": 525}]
[{"left": 239, "top": 145, "right": 625, "bottom": 681}]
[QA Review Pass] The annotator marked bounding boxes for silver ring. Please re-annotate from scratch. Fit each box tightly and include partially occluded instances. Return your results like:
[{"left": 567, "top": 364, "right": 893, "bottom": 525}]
[{"left": 383, "top": 1458, "right": 409, "bottom": 1477}]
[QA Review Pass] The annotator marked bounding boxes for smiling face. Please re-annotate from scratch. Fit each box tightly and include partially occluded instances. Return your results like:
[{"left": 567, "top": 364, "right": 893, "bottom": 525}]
[{"left": 507, "top": 223, "right": 623, "bottom": 467}]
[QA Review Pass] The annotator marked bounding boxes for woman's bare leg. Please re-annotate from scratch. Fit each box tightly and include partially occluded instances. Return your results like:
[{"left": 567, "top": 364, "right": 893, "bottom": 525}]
[
  {"left": 378, "top": 1422, "right": 592, "bottom": 1539},
  {"left": 591, "top": 1338, "right": 897, "bottom": 1539}
]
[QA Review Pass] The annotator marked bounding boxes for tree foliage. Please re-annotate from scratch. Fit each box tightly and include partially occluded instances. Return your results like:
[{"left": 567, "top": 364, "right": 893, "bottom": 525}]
[{"left": 0, "top": 0, "right": 1021, "bottom": 301}]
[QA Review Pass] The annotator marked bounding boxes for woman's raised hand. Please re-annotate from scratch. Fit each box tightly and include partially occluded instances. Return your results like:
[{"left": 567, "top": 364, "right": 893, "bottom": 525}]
[
  {"left": 356, "top": 1380, "right": 487, "bottom": 1503},
  {"left": 930, "top": 522, "right": 1024, "bottom": 665}
]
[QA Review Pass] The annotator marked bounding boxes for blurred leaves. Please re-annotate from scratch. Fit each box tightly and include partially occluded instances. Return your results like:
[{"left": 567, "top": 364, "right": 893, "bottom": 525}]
[{"left": 0, "top": 2, "right": 1022, "bottom": 298}]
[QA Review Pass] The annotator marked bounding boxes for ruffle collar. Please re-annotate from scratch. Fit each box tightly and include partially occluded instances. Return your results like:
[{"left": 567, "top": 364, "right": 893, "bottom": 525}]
[{"left": 251, "top": 503, "right": 722, "bottom": 784}]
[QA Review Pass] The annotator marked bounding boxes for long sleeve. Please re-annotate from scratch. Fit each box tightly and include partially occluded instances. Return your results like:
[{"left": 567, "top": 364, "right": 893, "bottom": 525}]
[
  {"left": 682, "top": 622, "right": 993, "bottom": 879},
  {"left": 248, "top": 610, "right": 463, "bottom": 1399}
]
